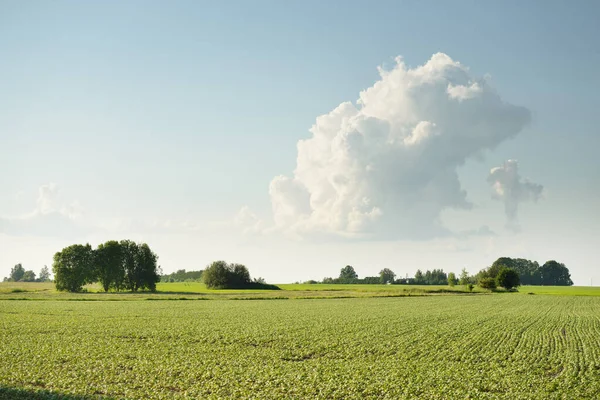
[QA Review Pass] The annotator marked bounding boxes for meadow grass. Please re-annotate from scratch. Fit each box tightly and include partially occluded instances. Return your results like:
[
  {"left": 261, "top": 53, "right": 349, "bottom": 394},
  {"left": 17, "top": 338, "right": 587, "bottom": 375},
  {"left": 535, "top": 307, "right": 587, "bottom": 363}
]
[{"left": 1, "top": 281, "right": 599, "bottom": 300}]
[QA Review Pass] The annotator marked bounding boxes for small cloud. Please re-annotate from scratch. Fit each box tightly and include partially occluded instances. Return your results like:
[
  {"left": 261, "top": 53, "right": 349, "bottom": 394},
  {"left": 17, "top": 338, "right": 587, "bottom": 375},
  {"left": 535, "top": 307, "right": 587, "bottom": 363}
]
[
  {"left": 0, "top": 184, "right": 88, "bottom": 238},
  {"left": 487, "top": 160, "right": 543, "bottom": 231},
  {"left": 235, "top": 206, "right": 265, "bottom": 235}
]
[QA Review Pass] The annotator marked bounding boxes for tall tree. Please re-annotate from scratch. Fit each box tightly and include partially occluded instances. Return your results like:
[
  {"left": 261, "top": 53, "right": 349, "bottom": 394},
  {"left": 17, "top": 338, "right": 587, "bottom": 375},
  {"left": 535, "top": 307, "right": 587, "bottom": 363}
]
[
  {"left": 38, "top": 265, "right": 51, "bottom": 282},
  {"left": 379, "top": 268, "right": 396, "bottom": 284},
  {"left": 95, "top": 240, "right": 124, "bottom": 292},
  {"left": 135, "top": 243, "right": 160, "bottom": 291},
  {"left": 414, "top": 269, "right": 425, "bottom": 284},
  {"left": 459, "top": 268, "right": 470, "bottom": 286},
  {"left": 540, "top": 261, "right": 573, "bottom": 286},
  {"left": 53, "top": 244, "right": 95, "bottom": 292},
  {"left": 339, "top": 265, "right": 358, "bottom": 283},
  {"left": 121, "top": 240, "right": 141, "bottom": 292},
  {"left": 447, "top": 272, "right": 457, "bottom": 287},
  {"left": 9, "top": 264, "right": 25, "bottom": 282}
]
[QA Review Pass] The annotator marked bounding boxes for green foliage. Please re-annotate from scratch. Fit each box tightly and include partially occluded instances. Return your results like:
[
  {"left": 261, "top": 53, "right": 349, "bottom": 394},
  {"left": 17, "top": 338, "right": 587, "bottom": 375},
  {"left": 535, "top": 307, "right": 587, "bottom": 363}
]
[
  {"left": 53, "top": 244, "right": 95, "bottom": 292},
  {"left": 447, "top": 272, "right": 457, "bottom": 287},
  {"left": 497, "top": 268, "right": 521, "bottom": 290},
  {"left": 95, "top": 240, "right": 123, "bottom": 292},
  {"left": 413, "top": 268, "right": 447, "bottom": 285},
  {"left": 22, "top": 270, "right": 36, "bottom": 282},
  {"left": 202, "top": 261, "right": 269, "bottom": 289},
  {"left": 488, "top": 257, "right": 572, "bottom": 286},
  {"left": 9, "top": 264, "right": 25, "bottom": 282},
  {"left": 379, "top": 268, "right": 396, "bottom": 284},
  {"left": 459, "top": 268, "right": 471, "bottom": 286},
  {"left": 161, "top": 269, "right": 203, "bottom": 283},
  {"left": 38, "top": 266, "right": 51, "bottom": 282},
  {"left": 339, "top": 265, "right": 358, "bottom": 283},
  {"left": 478, "top": 277, "right": 497, "bottom": 290},
  {"left": 541, "top": 261, "right": 573, "bottom": 286},
  {"left": 1, "top": 296, "right": 600, "bottom": 398},
  {"left": 52, "top": 241, "right": 160, "bottom": 293}
]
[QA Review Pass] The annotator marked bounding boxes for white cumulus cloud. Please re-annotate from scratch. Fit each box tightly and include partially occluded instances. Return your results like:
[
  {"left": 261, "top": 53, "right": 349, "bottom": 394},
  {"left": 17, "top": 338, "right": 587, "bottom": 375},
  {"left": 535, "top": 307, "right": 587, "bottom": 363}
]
[
  {"left": 269, "top": 53, "right": 531, "bottom": 239},
  {"left": 487, "top": 159, "right": 543, "bottom": 231}
]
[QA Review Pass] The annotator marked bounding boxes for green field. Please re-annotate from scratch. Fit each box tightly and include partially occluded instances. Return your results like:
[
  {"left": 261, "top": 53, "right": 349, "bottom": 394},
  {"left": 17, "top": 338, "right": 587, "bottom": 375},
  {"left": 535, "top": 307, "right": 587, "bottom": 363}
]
[
  {"left": 2, "top": 281, "right": 599, "bottom": 300},
  {"left": 1, "top": 290, "right": 600, "bottom": 399}
]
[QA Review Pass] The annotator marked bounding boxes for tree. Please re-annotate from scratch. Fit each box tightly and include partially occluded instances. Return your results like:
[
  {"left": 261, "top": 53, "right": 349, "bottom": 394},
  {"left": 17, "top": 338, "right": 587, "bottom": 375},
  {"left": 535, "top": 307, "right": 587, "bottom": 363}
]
[
  {"left": 379, "top": 268, "right": 396, "bottom": 284},
  {"left": 414, "top": 269, "right": 425, "bottom": 284},
  {"left": 540, "top": 261, "right": 573, "bottom": 286},
  {"left": 497, "top": 268, "right": 520, "bottom": 290},
  {"left": 135, "top": 243, "right": 160, "bottom": 291},
  {"left": 447, "top": 272, "right": 457, "bottom": 287},
  {"left": 478, "top": 277, "right": 497, "bottom": 290},
  {"left": 9, "top": 263, "right": 25, "bottom": 282},
  {"left": 203, "top": 261, "right": 231, "bottom": 289},
  {"left": 203, "top": 261, "right": 254, "bottom": 289},
  {"left": 22, "top": 270, "right": 36, "bottom": 282},
  {"left": 95, "top": 240, "right": 124, "bottom": 292},
  {"left": 53, "top": 244, "right": 95, "bottom": 292},
  {"left": 120, "top": 240, "right": 140, "bottom": 292},
  {"left": 339, "top": 265, "right": 358, "bottom": 282},
  {"left": 120, "top": 240, "right": 160, "bottom": 292},
  {"left": 459, "top": 268, "right": 470, "bottom": 286},
  {"left": 38, "top": 266, "right": 51, "bottom": 282}
]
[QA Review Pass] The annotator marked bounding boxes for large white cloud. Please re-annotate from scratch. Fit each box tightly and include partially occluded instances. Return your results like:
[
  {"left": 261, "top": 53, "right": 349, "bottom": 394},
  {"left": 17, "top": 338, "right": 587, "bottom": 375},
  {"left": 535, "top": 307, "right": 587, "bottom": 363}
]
[
  {"left": 487, "top": 159, "right": 543, "bottom": 231},
  {"left": 269, "top": 53, "right": 531, "bottom": 239}
]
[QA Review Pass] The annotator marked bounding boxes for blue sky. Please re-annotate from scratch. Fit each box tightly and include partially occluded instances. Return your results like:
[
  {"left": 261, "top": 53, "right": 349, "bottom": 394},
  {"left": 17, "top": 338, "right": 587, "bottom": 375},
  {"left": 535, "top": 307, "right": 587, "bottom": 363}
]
[{"left": 1, "top": 0, "right": 598, "bottom": 284}]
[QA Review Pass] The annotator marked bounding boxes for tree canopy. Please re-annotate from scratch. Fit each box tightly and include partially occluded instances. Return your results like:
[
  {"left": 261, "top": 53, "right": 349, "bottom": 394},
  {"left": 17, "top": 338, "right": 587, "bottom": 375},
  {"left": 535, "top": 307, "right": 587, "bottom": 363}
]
[
  {"left": 203, "top": 261, "right": 277, "bottom": 290},
  {"left": 9, "top": 264, "right": 25, "bottom": 282},
  {"left": 339, "top": 265, "right": 358, "bottom": 283},
  {"left": 497, "top": 268, "right": 520, "bottom": 290},
  {"left": 52, "top": 241, "right": 160, "bottom": 293}
]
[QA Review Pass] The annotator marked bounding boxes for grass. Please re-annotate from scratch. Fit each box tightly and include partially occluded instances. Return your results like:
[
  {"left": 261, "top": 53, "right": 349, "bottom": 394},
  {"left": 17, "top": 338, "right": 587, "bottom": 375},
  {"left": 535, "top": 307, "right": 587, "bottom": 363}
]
[
  {"left": 1, "top": 281, "right": 600, "bottom": 301},
  {"left": 1, "top": 295, "right": 599, "bottom": 399}
]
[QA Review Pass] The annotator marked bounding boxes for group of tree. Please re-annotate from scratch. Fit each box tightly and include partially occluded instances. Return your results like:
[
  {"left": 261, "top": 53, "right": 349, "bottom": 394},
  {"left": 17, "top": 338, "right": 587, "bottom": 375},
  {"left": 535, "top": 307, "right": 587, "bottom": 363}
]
[
  {"left": 202, "top": 261, "right": 278, "bottom": 290},
  {"left": 477, "top": 257, "right": 573, "bottom": 287},
  {"left": 318, "top": 265, "right": 397, "bottom": 285},
  {"left": 52, "top": 240, "right": 161, "bottom": 293},
  {"left": 3, "top": 264, "right": 51, "bottom": 283},
  {"left": 413, "top": 269, "right": 449, "bottom": 285},
  {"left": 160, "top": 269, "right": 203, "bottom": 283}
]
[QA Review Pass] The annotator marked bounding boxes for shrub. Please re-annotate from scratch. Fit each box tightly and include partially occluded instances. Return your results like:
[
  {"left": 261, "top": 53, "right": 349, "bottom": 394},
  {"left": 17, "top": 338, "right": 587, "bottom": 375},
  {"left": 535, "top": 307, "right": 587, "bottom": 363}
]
[
  {"left": 479, "top": 277, "right": 497, "bottom": 290},
  {"left": 497, "top": 268, "right": 521, "bottom": 291}
]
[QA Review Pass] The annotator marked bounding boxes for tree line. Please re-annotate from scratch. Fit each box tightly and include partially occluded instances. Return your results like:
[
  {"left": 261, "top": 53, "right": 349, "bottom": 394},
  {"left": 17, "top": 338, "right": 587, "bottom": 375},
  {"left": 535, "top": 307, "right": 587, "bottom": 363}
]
[
  {"left": 161, "top": 269, "right": 203, "bottom": 283},
  {"left": 3, "top": 264, "right": 51, "bottom": 283},
  {"left": 307, "top": 256, "right": 573, "bottom": 290},
  {"left": 52, "top": 240, "right": 161, "bottom": 293}
]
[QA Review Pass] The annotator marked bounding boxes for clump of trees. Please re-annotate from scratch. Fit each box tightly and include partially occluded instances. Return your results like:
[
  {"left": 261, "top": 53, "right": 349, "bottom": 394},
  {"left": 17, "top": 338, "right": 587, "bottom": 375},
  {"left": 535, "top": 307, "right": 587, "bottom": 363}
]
[
  {"left": 413, "top": 269, "right": 448, "bottom": 285},
  {"left": 202, "top": 261, "right": 279, "bottom": 290},
  {"left": 52, "top": 240, "right": 160, "bottom": 293},
  {"left": 321, "top": 266, "right": 398, "bottom": 284},
  {"left": 161, "top": 269, "right": 203, "bottom": 283},
  {"left": 477, "top": 257, "right": 573, "bottom": 287},
  {"left": 3, "top": 264, "right": 51, "bottom": 283}
]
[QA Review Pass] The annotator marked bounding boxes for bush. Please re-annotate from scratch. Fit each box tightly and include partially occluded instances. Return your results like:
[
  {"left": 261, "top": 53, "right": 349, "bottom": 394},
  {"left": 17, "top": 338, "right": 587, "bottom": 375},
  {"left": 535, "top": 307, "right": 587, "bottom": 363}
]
[
  {"left": 479, "top": 277, "right": 497, "bottom": 290},
  {"left": 497, "top": 268, "right": 520, "bottom": 290},
  {"left": 203, "top": 261, "right": 279, "bottom": 290}
]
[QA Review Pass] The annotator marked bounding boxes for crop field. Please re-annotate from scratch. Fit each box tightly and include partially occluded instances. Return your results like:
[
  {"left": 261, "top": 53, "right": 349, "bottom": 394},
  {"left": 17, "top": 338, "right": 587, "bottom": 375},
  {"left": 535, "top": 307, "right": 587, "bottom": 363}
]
[{"left": 1, "top": 295, "right": 600, "bottom": 399}]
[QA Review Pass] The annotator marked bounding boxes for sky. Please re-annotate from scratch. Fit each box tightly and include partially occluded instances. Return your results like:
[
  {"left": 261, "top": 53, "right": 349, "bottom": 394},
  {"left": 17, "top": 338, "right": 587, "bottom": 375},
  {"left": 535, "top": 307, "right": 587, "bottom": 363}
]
[{"left": 1, "top": 0, "right": 599, "bottom": 284}]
